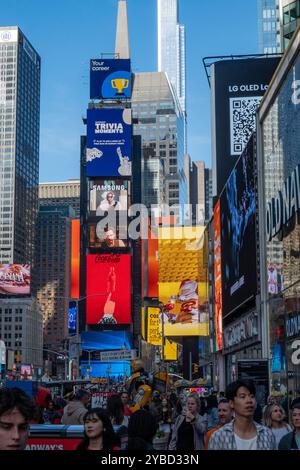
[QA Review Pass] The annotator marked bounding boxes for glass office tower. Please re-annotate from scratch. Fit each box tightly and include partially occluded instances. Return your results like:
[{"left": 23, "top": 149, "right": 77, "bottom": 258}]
[
  {"left": 157, "top": 0, "right": 186, "bottom": 114},
  {"left": 257, "top": 0, "right": 282, "bottom": 53},
  {"left": 0, "top": 27, "right": 41, "bottom": 265}
]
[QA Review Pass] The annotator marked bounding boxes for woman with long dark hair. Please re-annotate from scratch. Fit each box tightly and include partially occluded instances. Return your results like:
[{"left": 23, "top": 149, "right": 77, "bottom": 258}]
[
  {"left": 127, "top": 409, "right": 158, "bottom": 450},
  {"left": 76, "top": 408, "right": 118, "bottom": 451}
]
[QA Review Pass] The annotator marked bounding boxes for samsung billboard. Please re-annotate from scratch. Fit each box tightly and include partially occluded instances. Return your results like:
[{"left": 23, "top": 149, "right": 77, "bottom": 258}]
[
  {"left": 220, "top": 135, "right": 257, "bottom": 317},
  {"left": 211, "top": 56, "right": 280, "bottom": 197},
  {"left": 90, "top": 59, "right": 131, "bottom": 100},
  {"left": 86, "top": 108, "right": 132, "bottom": 177}
]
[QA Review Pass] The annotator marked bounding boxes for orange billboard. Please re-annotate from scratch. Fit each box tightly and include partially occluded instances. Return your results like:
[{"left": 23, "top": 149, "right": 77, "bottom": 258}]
[
  {"left": 214, "top": 200, "right": 223, "bottom": 351},
  {"left": 70, "top": 219, "right": 80, "bottom": 299}
]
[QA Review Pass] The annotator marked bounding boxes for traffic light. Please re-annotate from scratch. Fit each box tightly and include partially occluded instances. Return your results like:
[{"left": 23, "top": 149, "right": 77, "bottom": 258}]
[{"left": 193, "top": 363, "right": 199, "bottom": 374}]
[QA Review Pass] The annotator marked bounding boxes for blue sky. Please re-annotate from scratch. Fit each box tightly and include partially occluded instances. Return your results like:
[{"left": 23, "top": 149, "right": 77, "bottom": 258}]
[{"left": 1, "top": 0, "right": 258, "bottom": 182}]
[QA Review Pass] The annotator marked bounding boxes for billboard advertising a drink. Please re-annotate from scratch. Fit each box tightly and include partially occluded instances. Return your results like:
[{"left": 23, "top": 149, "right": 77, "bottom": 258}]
[
  {"left": 214, "top": 200, "right": 223, "bottom": 351},
  {"left": 86, "top": 254, "right": 131, "bottom": 325},
  {"left": 90, "top": 59, "right": 131, "bottom": 100},
  {"left": 0, "top": 264, "right": 30, "bottom": 295},
  {"left": 86, "top": 108, "right": 132, "bottom": 177},
  {"left": 220, "top": 135, "right": 257, "bottom": 317}
]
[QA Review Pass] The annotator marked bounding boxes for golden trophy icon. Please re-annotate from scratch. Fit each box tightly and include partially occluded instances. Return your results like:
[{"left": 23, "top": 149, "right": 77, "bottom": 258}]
[{"left": 111, "top": 78, "right": 129, "bottom": 96}]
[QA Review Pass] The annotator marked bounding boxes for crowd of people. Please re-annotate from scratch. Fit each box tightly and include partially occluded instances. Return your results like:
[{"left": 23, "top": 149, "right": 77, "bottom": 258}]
[{"left": 0, "top": 379, "right": 300, "bottom": 451}]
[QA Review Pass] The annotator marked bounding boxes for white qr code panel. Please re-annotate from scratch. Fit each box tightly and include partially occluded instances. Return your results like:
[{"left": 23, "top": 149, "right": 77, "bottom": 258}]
[{"left": 230, "top": 96, "right": 262, "bottom": 155}]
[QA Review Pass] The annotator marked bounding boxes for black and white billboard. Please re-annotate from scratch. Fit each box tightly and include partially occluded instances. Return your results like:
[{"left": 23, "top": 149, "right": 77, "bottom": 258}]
[
  {"left": 220, "top": 135, "right": 257, "bottom": 317},
  {"left": 211, "top": 56, "right": 280, "bottom": 197}
]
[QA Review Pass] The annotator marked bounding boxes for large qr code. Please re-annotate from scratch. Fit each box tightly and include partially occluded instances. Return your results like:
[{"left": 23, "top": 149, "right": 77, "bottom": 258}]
[{"left": 230, "top": 96, "right": 262, "bottom": 155}]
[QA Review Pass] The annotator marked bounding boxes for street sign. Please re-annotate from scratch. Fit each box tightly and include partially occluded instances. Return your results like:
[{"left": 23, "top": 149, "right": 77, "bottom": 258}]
[{"left": 99, "top": 349, "right": 136, "bottom": 362}]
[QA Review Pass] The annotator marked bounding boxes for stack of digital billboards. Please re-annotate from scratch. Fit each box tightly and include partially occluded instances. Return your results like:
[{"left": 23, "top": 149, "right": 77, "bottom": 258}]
[{"left": 85, "top": 59, "right": 132, "bottom": 329}]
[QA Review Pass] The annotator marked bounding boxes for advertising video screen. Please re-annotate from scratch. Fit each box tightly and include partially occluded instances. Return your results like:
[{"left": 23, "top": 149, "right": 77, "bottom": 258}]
[
  {"left": 86, "top": 254, "right": 131, "bottom": 325},
  {"left": 90, "top": 59, "right": 131, "bottom": 100},
  {"left": 68, "top": 301, "right": 77, "bottom": 336},
  {"left": 158, "top": 227, "right": 209, "bottom": 337},
  {"left": 221, "top": 135, "right": 257, "bottom": 317},
  {"left": 0, "top": 264, "right": 30, "bottom": 295},
  {"left": 86, "top": 108, "right": 132, "bottom": 177},
  {"left": 214, "top": 200, "right": 223, "bottom": 351},
  {"left": 211, "top": 56, "right": 280, "bottom": 196},
  {"left": 70, "top": 220, "right": 80, "bottom": 299},
  {"left": 89, "top": 179, "right": 130, "bottom": 215},
  {"left": 88, "top": 215, "right": 128, "bottom": 250}
]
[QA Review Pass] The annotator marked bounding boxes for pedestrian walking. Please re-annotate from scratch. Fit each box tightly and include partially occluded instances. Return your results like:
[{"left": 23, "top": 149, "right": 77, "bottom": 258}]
[
  {"left": 0, "top": 387, "right": 36, "bottom": 451},
  {"left": 169, "top": 392, "right": 208, "bottom": 451},
  {"left": 127, "top": 409, "right": 158, "bottom": 450},
  {"left": 61, "top": 389, "right": 90, "bottom": 425},
  {"left": 206, "top": 395, "right": 219, "bottom": 430},
  {"left": 263, "top": 403, "right": 292, "bottom": 448},
  {"left": 208, "top": 380, "right": 276, "bottom": 450},
  {"left": 205, "top": 398, "right": 233, "bottom": 449},
  {"left": 76, "top": 408, "right": 119, "bottom": 451},
  {"left": 278, "top": 402, "right": 300, "bottom": 450}
]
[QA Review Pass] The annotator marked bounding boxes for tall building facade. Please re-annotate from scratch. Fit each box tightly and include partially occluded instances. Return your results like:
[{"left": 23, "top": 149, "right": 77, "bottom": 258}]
[
  {"left": 36, "top": 205, "right": 73, "bottom": 360},
  {"left": 39, "top": 180, "right": 80, "bottom": 217},
  {"left": 279, "top": 0, "right": 300, "bottom": 50},
  {"left": 189, "top": 160, "right": 212, "bottom": 224},
  {"left": 257, "top": 0, "right": 281, "bottom": 53},
  {"left": 157, "top": 0, "right": 186, "bottom": 114},
  {"left": 132, "top": 72, "right": 187, "bottom": 209},
  {"left": 0, "top": 27, "right": 40, "bottom": 264},
  {"left": 0, "top": 27, "right": 42, "bottom": 369}
]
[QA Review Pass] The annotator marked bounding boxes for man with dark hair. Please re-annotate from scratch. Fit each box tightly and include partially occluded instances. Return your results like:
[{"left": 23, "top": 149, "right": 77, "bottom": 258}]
[
  {"left": 61, "top": 389, "right": 90, "bottom": 425},
  {"left": 209, "top": 380, "right": 276, "bottom": 450},
  {"left": 278, "top": 402, "right": 300, "bottom": 450},
  {"left": 0, "top": 387, "right": 36, "bottom": 450}
]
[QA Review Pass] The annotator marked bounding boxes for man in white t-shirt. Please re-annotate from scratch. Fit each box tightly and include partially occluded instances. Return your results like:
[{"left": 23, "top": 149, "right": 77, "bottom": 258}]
[{"left": 209, "top": 380, "right": 276, "bottom": 450}]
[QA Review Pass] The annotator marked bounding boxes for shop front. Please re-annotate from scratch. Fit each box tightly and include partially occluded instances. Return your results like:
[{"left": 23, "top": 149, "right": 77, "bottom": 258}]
[{"left": 258, "top": 23, "right": 300, "bottom": 403}]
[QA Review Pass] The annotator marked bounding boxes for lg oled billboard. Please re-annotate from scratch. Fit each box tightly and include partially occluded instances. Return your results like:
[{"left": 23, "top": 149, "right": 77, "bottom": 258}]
[
  {"left": 90, "top": 59, "right": 131, "bottom": 100},
  {"left": 86, "top": 254, "right": 131, "bottom": 325},
  {"left": 211, "top": 56, "right": 280, "bottom": 196},
  {"left": 86, "top": 108, "right": 132, "bottom": 177},
  {"left": 0, "top": 264, "right": 30, "bottom": 295},
  {"left": 220, "top": 135, "right": 257, "bottom": 317}
]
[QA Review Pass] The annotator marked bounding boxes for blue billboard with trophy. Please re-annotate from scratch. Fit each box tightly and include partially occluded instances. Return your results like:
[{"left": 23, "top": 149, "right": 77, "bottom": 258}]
[
  {"left": 90, "top": 59, "right": 131, "bottom": 100},
  {"left": 86, "top": 108, "right": 132, "bottom": 177},
  {"left": 68, "top": 300, "right": 77, "bottom": 336}
]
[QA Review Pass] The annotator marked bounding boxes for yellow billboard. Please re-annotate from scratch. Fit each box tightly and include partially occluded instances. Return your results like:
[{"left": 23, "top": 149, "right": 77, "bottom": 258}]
[
  {"left": 161, "top": 339, "right": 178, "bottom": 361},
  {"left": 158, "top": 226, "right": 209, "bottom": 337},
  {"left": 147, "top": 307, "right": 161, "bottom": 346}
]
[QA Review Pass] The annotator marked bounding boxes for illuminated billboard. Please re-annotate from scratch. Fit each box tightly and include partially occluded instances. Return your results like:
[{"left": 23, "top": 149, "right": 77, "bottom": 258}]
[
  {"left": 68, "top": 301, "right": 77, "bottom": 336},
  {"left": 88, "top": 216, "right": 128, "bottom": 250},
  {"left": 86, "top": 254, "right": 131, "bottom": 325},
  {"left": 158, "top": 227, "right": 209, "bottom": 337},
  {"left": 211, "top": 56, "right": 280, "bottom": 196},
  {"left": 214, "top": 200, "right": 223, "bottom": 351},
  {"left": 0, "top": 264, "right": 30, "bottom": 295},
  {"left": 147, "top": 307, "right": 161, "bottom": 346},
  {"left": 220, "top": 135, "right": 257, "bottom": 317},
  {"left": 90, "top": 59, "right": 131, "bottom": 100},
  {"left": 89, "top": 179, "right": 130, "bottom": 215},
  {"left": 86, "top": 108, "right": 132, "bottom": 177},
  {"left": 70, "top": 220, "right": 80, "bottom": 299}
]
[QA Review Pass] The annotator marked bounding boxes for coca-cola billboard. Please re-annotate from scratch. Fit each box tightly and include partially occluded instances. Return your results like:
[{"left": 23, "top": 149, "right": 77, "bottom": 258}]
[{"left": 86, "top": 254, "right": 131, "bottom": 325}]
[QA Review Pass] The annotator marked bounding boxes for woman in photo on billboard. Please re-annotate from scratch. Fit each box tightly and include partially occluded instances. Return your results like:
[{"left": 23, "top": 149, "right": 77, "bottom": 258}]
[
  {"left": 96, "top": 191, "right": 122, "bottom": 214},
  {"left": 76, "top": 408, "right": 119, "bottom": 451}
]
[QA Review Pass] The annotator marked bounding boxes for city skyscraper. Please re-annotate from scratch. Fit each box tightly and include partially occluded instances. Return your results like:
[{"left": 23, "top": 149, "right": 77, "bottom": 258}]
[
  {"left": 39, "top": 179, "right": 80, "bottom": 218},
  {"left": 132, "top": 71, "right": 187, "bottom": 209},
  {"left": 279, "top": 0, "right": 300, "bottom": 50},
  {"left": 189, "top": 160, "right": 212, "bottom": 224},
  {"left": 257, "top": 0, "right": 281, "bottom": 53},
  {"left": 36, "top": 205, "right": 73, "bottom": 373},
  {"left": 0, "top": 27, "right": 42, "bottom": 369},
  {"left": 157, "top": 0, "right": 186, "bottom": 114},
  {"left": 0, "top": 27, "right": 41, "bottom": 265}
]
